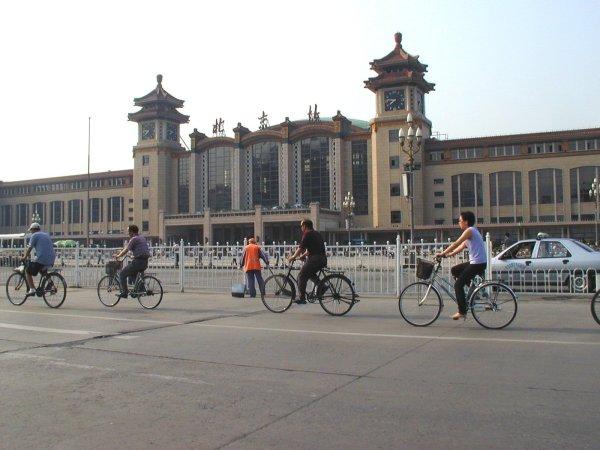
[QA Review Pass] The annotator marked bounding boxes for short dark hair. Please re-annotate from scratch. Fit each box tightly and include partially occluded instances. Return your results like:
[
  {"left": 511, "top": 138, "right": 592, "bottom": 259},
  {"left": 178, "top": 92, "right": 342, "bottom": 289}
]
[
  {"left": 128, "top": 224, "right": 139, "bottom": 234},
  {"left": 460, "top": 211, "right": 476, "bottom": 227},
  {"left": 301, "top": 219, "right": 314, "bottom": 230}
]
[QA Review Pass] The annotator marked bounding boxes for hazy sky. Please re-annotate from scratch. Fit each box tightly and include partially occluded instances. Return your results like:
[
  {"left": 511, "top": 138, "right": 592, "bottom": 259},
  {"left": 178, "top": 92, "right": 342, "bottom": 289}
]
[{"left": 1, "top": 0, "right": 598, "bottom": 182}]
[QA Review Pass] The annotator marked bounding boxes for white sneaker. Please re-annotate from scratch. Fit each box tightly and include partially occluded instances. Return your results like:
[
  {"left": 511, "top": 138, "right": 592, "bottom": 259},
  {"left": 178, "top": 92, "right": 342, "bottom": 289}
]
[{"left": 27, "top": 288, "right": 36, "bottom": 295}]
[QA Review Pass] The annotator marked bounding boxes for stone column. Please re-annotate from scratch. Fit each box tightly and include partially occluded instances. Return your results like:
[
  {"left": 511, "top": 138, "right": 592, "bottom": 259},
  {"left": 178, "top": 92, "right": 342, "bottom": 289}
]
[
  {"left": 279, "top": 142, "right": 290, "bottom": 206},
  {"left": 202, "top": 208, "right": 212, "bottom": 244},
  {"left": 231, "top": 147, "right": 241, "bottom": 210},
  {"left": 254, "top": 205, "right": 264, "bottom": 242}
]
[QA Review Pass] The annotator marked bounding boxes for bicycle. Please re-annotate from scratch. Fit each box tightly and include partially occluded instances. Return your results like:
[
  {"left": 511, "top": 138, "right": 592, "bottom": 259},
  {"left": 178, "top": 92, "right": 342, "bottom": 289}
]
[
  {"left": 5, "top": 261, "right": 67, "bottom": 308},
  {"left": 592, "top": 289, "right": 600, "bottom": 326},
  {"left": 97, "top": 260, "right": 163, "bottom": 309},
  {"left": 398, "top": 257, "right": 518, "bottom": 329},
  {"left": 262, "top": 260, "right": 357, "bottom": 316}
]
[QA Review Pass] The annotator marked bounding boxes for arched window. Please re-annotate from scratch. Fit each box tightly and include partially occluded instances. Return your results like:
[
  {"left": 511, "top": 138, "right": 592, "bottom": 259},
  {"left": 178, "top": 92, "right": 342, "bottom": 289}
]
[
  {"left": 451, "top": 173, "right": 483, "bottom": 208},
  {"left": 529, "top": 169, "right": 563, "bottom": 205},
  {"left": 251, "top": 141, "right": 279, "bottom": 208},
  {"left": 208, "top": 146, "right": 232, "bottom": 211},
  {"left": 300, "top": 137, "right": 330, "bottom": 207}
]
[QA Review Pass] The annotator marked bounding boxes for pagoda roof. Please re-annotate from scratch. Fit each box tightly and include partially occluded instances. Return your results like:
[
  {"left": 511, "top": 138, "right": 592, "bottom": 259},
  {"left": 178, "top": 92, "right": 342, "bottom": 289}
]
[
  {"left": 133, "top": 74, "right": 185, "bottom": 107},
  {"left": 365, "top": 33, "right": 435, "bottom": 93},
  {"left": 128, "top": 74, "right": 189, "bottom": 124}
]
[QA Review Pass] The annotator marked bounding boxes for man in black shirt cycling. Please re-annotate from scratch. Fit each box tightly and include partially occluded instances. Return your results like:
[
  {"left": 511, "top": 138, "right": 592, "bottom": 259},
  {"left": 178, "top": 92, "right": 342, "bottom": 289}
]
[{"left": 287, "top": 219, "right": 327, "bottom": 304}]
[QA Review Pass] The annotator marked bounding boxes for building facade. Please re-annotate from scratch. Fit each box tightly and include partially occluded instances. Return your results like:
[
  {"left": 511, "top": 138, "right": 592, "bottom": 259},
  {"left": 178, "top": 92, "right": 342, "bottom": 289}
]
[{"left": 1, "top": 33, "right": 599, "bottom": 246}]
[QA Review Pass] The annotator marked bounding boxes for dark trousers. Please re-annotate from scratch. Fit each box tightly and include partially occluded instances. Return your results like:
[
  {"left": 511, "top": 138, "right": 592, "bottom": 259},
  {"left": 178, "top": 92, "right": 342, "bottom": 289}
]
[
  {"left": 451, "top": 262, "right": 487, "bottom": 314},
  {"left": 119, "top": 258, "right": 148, "bottom": 295},
  {"left": 245, "top": 270, "right": 265, "bottom": 297},
  {"left": 298, "top": 255, "right": 327, "bottom": 300}
]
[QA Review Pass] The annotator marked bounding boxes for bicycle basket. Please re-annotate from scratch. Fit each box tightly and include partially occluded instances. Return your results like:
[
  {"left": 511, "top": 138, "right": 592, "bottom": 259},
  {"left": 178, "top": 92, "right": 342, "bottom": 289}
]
[
  {"left": 105, "top": 260, "right": 122, "bottom": 276},
  {"left": 416, "top": 258, "right": 435, "bottom": 280}
]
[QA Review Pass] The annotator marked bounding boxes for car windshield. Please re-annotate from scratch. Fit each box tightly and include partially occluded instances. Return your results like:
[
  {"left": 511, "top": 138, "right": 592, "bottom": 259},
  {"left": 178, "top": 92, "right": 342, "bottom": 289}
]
[{"left": 569, "top": 239, "right": 595, "bottom": 253}]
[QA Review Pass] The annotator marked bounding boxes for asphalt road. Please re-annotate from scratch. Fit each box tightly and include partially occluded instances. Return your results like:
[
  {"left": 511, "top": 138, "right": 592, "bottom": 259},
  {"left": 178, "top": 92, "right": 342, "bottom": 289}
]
[{"left": 0, "top": 289, "right": 599, "bottom": 449}]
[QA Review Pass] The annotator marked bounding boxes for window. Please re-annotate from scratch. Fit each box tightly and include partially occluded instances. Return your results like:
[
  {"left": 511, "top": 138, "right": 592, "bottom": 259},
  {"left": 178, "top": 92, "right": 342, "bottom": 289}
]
[
  {"left": 32, "top": 202, "right": 46, "bottom": 225},
  {"left": 208, "top": 146, "right": 233, "bottom": 211},
  {"left": 428, "top": 151, "right": 444, "bottom": 161},
  {"left": 570, "top": 166, "right": 600, "bottom": 203},
  {"left": 142, "top": 177, "right": 150, "bottom": 187},
  {"left": 0, "top": 205, "right": 11, "bottom": 227},
  {"left": 89, "top": 198, "right": 103, "bottom": 223},
  {"left": 128, "top": 208, "right": 133, "bottom": 213},
  {"left": 391, "top": 210, "right": 402, "bottom": 223},
  {"left": 300, "top": 137, "right": 330, "bottom": 209},
  {"left": 434, "top": 191, "right": 444, "bottom": 197},
  {"left": 16, "top": 204, "right": 29, "bottom": 227},
  {"left": 389, "top": 156, "right": 400, "bottom": 169},
  {"left": 252, "top": 141, "right": 280, "bottom": 208},
  {"left": 529, "top": 169, "right": 563, "bottom": 205},
  {"left": 489, "top": 145, "right": 519, "bottom": 157},
  {"left": 142, "top": 155, "right": 150, "bottom": 165},
  {"left": 142, "top": 199, "right": 149, "bottom": 210},
  {"left": 434, "top": 219, "right": 444, "bottom": 225},
  {"left": 50, "top": 201, "right": 64, "bottom": 224},
  {"left": 490, "top": 172, "right": 522, "bottom": 207},
  {"left": 434, "top": 178, "right": 444, "bottom": 184},
  {"left": 142, "top": 221, "right": 149, "bottom": 232},
  {"left": 390, "top": 183, "right": 402, "bottom": 196},
  {"left": 434, "top": 203, "right": 444, "bottom": 209},
  {"left": 572, "top": 139, "right": 600, "bottom": 152},
  {"left": 108, "top": 197, "right": 124, "bottom": 222},
  {"left": 351, "top": 141, "right": 369, "bottom": 215},
  {"left": 537, "top": 241, "right": 571, "bottom": 258},
  {"left": 503, "top": 241, "right": 535, "bottom": 259},
  {"left": 527, "top": 142, "right": 561, "bottom": 154},
  {"left": 178, "top": 156, "right": 190, "bottom": 213},
  {"left": 452, "top": 148, "right": 483, "bottom": 160},
  {"left": 452, "top": 174, "right": 483, "bottom": 208},
  {"left": 388, "top": 129, "right": 399, "bottom": 142},
  {"left": 68, "top": 199, "right": 83, "bottom": 224}
]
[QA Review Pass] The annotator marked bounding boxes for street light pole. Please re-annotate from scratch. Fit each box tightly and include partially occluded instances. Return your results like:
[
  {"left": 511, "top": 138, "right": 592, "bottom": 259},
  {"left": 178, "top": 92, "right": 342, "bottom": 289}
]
[
  {"left": 342, "top": 192, "right": 355, "bottom": 246},
  {"left": 589, "top": 176, "right": 599, "bottom": 247},
  {"left": 399, "top": 113, "right": 423, "bottom": 243}
]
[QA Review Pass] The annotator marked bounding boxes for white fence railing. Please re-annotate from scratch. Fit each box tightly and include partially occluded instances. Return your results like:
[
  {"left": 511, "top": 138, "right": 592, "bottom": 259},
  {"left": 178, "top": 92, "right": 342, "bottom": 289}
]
[{"left": 0, "top": 236, "right": 597, "bottom": 296}]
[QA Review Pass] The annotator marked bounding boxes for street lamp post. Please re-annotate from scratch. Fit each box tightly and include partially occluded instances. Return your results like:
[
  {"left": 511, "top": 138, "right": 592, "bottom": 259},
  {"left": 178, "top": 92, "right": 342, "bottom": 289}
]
[
  {"left": 398, "top": 113, "right": 423, "bottom": 243},
  {"left": 31, "top": 211, "right": 40, "bottom": 226},
  {"left": 589, "top": 177, "right": 599, "bottom": 247},
  {"left": 342, "top": 192, "right": 355, "bottom": 246}
]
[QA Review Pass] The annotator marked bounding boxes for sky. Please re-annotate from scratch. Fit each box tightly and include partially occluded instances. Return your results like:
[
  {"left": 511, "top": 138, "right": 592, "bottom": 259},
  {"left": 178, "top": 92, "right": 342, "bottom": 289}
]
[{"left": 1, "top": 0, "right": 599, "bottom": 182}]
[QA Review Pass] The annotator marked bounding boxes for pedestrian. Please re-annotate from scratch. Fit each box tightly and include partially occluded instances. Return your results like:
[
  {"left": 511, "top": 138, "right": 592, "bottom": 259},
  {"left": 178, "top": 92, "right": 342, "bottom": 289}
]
[
  {"left": 239, "top": 237, "right": 269, "bottom": 299},
  {"left": 502, "top": 232, "right": 513, "bottom": 250}
]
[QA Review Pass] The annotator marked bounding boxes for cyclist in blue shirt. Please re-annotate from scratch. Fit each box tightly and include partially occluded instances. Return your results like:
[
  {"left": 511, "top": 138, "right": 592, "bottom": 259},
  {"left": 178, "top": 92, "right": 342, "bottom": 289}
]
[{"left": 22, "top": 222, "right": 56, "bottom": 295}]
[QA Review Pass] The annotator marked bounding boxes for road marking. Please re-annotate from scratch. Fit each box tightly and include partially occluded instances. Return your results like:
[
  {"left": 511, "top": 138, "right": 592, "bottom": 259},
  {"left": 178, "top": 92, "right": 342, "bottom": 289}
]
[
  {"left": 0, "top": 322, "right": 97, "bottom": 335},
  {"left": 0, "top": 309, "right": 181, "bottom": 325},
  {"left": 197, "top": 324, "right": 600, "bottom": 346},
  {"left": 3, "top": 352, "right": 210, "bottom": 385}
]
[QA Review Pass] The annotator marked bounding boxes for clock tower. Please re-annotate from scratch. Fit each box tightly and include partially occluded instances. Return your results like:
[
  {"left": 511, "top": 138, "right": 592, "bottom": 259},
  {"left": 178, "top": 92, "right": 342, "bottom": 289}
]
[
  {"left": 128, "top": 75, "right": 189, "bottom": 241},
  {"left": 365, "top": 33, "right": 435, "bottom": 233}
]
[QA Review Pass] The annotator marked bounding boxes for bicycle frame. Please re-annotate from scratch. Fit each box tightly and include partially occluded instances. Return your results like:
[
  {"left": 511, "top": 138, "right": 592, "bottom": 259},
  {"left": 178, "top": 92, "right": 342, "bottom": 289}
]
[{"left": 419, "top": 260, "right": 479, "bottom": 307}]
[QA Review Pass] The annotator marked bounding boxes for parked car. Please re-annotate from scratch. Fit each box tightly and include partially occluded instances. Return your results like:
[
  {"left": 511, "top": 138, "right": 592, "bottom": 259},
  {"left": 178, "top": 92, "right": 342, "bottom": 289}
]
[{"left": 492, "top": 236, "right": 600, "bottom": 292}]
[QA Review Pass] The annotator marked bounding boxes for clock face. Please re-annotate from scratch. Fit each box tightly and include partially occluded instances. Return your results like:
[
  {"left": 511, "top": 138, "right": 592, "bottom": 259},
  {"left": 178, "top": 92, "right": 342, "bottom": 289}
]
[
  {"left": 166, "top": 123, "right": 178, "bottom": 142},
  {"left": 384, "top": 89, "right": 406, "bottom": 111},
  {"left": 141, "top": 122, "right": 155, "bottom": 140}
]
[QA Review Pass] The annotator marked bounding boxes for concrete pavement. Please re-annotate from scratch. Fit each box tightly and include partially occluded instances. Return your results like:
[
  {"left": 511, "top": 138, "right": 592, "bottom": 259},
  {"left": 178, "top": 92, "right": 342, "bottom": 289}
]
[{"left": 0, "top": 288, "right": 599, "bottom": 449}]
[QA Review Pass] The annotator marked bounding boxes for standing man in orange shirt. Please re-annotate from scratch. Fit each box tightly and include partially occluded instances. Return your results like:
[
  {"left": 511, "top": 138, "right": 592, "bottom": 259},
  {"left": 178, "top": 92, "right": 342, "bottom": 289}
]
[{"left": 239, "top": 237, "right": 269, "bottom": 299}]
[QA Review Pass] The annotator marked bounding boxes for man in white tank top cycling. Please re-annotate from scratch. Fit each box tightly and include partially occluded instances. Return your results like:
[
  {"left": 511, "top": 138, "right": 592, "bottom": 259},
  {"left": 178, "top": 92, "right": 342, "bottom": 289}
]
[{"left": 435, "top": 211, "right": 487, "bottom": 320}]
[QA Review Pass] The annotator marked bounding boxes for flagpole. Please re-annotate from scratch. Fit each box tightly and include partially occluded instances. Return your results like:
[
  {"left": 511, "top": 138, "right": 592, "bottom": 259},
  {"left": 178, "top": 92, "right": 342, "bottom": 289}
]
[{"left": 86, "top": 116, "right": 91, "bottom": 248}]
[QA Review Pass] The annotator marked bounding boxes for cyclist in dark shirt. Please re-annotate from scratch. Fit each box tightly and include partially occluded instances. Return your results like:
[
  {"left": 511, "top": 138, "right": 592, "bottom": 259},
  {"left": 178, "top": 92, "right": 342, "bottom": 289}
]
[
  {"left": 113, "top": 224, "right": 150, "bottom": 299},
  {"left": 287, "top": 219, "right": 327, "bottom": 304}
]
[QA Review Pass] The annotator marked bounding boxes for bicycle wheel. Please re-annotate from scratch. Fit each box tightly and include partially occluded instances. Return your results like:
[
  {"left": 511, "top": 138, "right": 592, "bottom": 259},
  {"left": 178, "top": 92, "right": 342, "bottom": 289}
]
[
  {"left": 318, "top": 274, "right": 356, "bottom": 316},
  {"left": 136, "top": 275, "right": 163, "bottom": 309},
  {"left": 398, "top": 281, "right": 442, "bottom": 326},
  {"left": 5, "top": 272, "right": 28, "bottom": 306},
  {"left": 591, "top": 290, "right": 600, "bottom": 326},
  {"left": 262, "top": 274, "right": 294, "bottom": 313},
  {"left": 42, "top": 273, "right": 67, "bottom": 308},
  {"left": 97, "top": 275, "right": 122, "bottom": 307},
  {"left": 470, "top": 282, "right": 517, "bottom": 329}
]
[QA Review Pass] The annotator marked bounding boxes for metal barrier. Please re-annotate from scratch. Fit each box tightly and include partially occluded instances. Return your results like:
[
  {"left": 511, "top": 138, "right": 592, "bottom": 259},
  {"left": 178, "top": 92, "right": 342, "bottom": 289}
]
[{"left": 0, "top": 237, "right": 597, "bottom": 296}]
